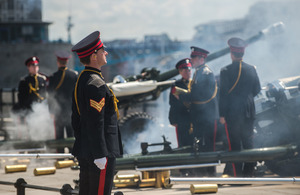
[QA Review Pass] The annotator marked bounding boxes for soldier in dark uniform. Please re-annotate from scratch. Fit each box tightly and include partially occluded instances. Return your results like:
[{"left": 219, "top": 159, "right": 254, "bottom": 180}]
[
  {"left": 48, "top": 51, "right": 78, "bottom": 153},
  {"left": 169, "top": 58, "right": 193, "bottom": 147},
  {"left": 219, "top": 37, "right": 261, "bottom": 177},
  {"left": 16, "top": 56, "right": 47, "bottom": 112},
  {"left": 175, "top": 47, "right": 218, "bottom": 176},
  {"left": 71, "top": 31, "right": 123, "bottom": 195}
]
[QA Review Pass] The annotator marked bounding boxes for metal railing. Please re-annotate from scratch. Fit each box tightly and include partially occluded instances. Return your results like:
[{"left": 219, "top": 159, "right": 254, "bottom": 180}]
[
  {"left": 168, "top": 177, "right": 300, "bottom": 185},
  {"left": 0, "top": 178, "right": 78, "bottom": 195}
]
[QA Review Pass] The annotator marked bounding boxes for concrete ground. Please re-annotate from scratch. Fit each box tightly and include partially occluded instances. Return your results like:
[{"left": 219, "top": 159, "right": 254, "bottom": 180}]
[{"left": 0, "top": 158, "right": 300, "bottom": 195}]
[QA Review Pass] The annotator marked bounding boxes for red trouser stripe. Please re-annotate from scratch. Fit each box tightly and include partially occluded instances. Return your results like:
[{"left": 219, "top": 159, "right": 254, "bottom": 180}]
[
  {"left": 98, "top": 161, "right": 107, "bottom": 195},
  {"left": 224, "top": 123, "right": 237, "bottom": 177},
  {"left": 231, "top": 163, "right": 237, "bottom": 177},
  {"left": 175, "top": 126, "right": 179, "bottom": 148},
  {"left": 213, "top": 120, "right": 217, "bottom": 151},
  {"left": 53, "top": 118, "right": 57, "bottom": 138}
]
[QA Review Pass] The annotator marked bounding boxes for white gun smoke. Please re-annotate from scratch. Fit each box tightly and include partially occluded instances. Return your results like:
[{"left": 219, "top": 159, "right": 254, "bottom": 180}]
[{"left": 10, "top": 101, "right": 55, "bottom": 141}]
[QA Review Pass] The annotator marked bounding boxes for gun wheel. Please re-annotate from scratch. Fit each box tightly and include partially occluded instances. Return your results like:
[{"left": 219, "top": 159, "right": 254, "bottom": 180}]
[{"left": 119, "top": 112, "right": 159, "bottom": 154}]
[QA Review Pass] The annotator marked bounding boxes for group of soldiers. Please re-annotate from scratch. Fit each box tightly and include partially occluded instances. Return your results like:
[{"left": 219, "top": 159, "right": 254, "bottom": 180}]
[
  {"left": 14, "top": 51, "right": 78, "bottom": 152},
  {"left": 12, "top": 33, "right": 260, "bottom": 194},
  {"left": 168, "top": 37, "right": 261, "bottom": 177}
]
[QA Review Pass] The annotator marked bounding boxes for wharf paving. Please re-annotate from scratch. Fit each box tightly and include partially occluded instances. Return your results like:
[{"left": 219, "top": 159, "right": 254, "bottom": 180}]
[{"left": 0, "top": 159, "right": 299, "bottom": 195}]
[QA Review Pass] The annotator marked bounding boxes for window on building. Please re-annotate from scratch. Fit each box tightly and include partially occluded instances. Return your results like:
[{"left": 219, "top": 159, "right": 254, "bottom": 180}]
[
  {"left": 22, "top": 25, "right": 33, "bottom": 35},
  {"left": 8, "top": 0, "right": 14, "bottom": 10}
]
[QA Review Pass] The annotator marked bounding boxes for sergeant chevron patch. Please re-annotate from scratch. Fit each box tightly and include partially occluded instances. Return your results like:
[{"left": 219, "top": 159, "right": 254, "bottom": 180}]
[{"left": 90, "top": 98, "right": 105, "bottom": 112}]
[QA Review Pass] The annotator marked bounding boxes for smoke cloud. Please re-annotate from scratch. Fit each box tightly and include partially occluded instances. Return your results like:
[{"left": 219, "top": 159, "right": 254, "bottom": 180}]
[{"left": 9, "top": 101, "right": 55, "bottom": 141}]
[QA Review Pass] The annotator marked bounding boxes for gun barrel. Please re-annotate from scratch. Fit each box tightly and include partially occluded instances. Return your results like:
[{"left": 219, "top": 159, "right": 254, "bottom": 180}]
[
  {"left": 136, "top": 161, "right": 221, "bottom": 172},
  {"left": 285, "top": 86, "right": 299, "bottom": 90},
  {"left": 0, "top": 138, "right": 75, "bottom": 150},
  {"left": 260, "top": 21, "right": 285, "bottom": 37},
  {"left": 157, "top": 21, "right": 285, "bottom": 82},
  {"left": 116, "top": 144, "right": 296, "bottom": 171}
]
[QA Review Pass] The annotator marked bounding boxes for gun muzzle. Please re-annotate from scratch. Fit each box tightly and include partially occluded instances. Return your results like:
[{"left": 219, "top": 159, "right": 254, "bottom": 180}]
[{"left": 261, "top": 21, "right": 285, "bottom": 36}]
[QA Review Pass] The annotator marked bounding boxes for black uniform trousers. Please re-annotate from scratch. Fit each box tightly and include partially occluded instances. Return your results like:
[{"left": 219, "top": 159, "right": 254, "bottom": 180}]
[
  {"left": 54, "top": 115, "right": 74, "bottom": 153},
  {"left": 55, "top": 115, "right": 74, "bottom": 139},
  {"left": 193, "top": 119, "right": 215, "bottom": 152},
  {"left": 78, "top": 157, "right": 115, "bottom": 195},
  {"left": 54, "top": 117, "right": 73, "bottom": 139},
  {"left": 193, "top": 118, "right": 216, "bottom": 176},
  {"left": 224, "top": 117, "right": 256, "bottom": 177},
  {"left": 176, "top": 122, "right": 193, "bottom": 147}
]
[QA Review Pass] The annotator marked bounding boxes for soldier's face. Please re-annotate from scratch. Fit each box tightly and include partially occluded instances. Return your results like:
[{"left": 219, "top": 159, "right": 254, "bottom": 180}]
[
  {"left": 27, "top": 64, "right": 39, "bottom": 75},
  {"left": 179, "top": 68, "right": 192, "bottom": 80},
  {"left": 191, "top": 56, "right": 204, "bottom": 67},
  {"left": 95, "top": 47, "right": 108, "bottom": 66}
]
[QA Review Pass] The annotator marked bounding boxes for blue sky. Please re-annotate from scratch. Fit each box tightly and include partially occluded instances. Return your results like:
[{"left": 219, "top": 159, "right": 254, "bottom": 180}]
[{"left": 42, "top": 0, "right": 265, "bottom": 43}]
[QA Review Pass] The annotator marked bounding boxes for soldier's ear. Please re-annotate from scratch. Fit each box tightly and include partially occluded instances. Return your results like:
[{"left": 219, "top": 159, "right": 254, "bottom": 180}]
[{"left": 90, "top": 53, "right": 97, "bottom": 61}]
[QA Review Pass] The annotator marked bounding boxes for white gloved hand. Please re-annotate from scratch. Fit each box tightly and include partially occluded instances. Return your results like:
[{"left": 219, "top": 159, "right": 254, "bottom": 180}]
[{"left": 94, "top": 157, "right": 107, "bottom": 170}]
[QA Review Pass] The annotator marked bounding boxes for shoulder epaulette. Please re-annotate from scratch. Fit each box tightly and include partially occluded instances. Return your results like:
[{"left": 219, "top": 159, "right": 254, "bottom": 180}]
[
  {"left": 66, "top": 69, "right": 78, "bottom": 75},
  {"left": 202, "top": 66, "right": 212, "bottom": 75},
  {"left": 20, "top": 75, "right": 27, "bottom": 81},
  {"left": 88, "top": 74, "right": 105, "bottom": 88},
  {"left": 73, "top": 70, "right": 79, "bottom": 75},
  {"left": 38, "top": 74, "right": 47, "bottom": 80},
  {"left": 221, "top": 64, "right": 231, "bottom": 72}
]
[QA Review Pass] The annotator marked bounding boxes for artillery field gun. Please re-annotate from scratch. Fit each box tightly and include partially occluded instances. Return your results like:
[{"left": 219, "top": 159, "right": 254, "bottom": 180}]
[
  {"left": 108, "top": 21, "right": 286, "bottom": 149},
  {"left": 119, "top": 74, "right": 300, "bottom": 177},
  {"left": 253, "top": 75, "right": 300, "bottom": 176},
  {"left": 1, "top": 22, "right": 300, "bottom": 179}
]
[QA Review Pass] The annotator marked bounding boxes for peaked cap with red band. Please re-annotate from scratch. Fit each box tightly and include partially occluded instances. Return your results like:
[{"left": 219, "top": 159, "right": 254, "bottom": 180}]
[
  {"left": 176, "top": 58, "right": 192, "bottom": 70},
  {"left": 55, "top": 50, "right": 71, "bottom": 61},
  {"left": 25, "top": 56, "right": 39, "bottom": 66},
  {"left": 228, "top": 37, "right": 247, "bottom": 53},
  {"left": 72, "top": 31, "right": 104, "bottom": 59},
  {"left": 190, "top": 46, "right": 209, "bottom": 58}
]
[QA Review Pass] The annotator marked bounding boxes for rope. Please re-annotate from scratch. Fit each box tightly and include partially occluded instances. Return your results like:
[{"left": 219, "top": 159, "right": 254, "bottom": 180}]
[
  {"left": 55, "top": 67, "right": 68, "bottom": 90},
  {"left": 109, "top": 88, "right": 120, "bottom": 120},
  {"left": 28, "top": 74, "right": 44, "bottom": 100},
  {"left": 187, "top": 79, "right": 192, "bottom": 92},
  {"left": 192, "top": 82, "right": 218, "bottom": 105},
  {"left": 228, "top": 60, "right": 242, "bottom": 94}
]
